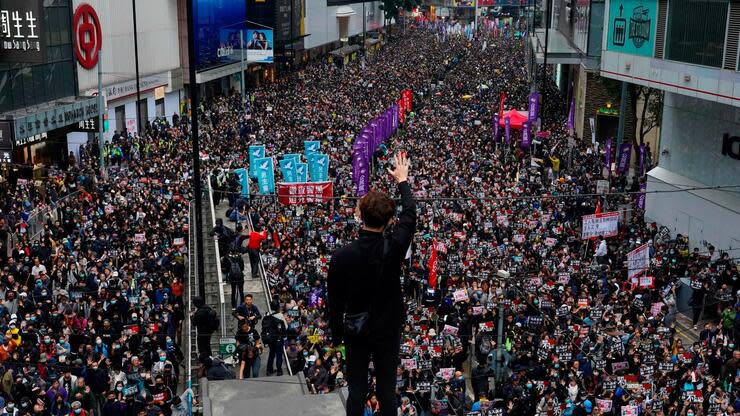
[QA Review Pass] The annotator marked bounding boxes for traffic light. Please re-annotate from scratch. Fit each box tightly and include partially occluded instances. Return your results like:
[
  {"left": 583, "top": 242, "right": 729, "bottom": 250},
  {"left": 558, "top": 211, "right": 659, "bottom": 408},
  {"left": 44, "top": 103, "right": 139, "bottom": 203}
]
[{"left": 103, "top": 113, "right": 109, "bottom": 132}]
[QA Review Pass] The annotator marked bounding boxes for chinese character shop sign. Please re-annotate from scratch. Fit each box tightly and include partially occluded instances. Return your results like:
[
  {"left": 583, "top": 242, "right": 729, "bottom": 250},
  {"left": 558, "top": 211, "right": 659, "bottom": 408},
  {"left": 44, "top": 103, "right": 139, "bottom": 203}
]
[
  {"left": 0, "top": 0, "right": 45, "bottom": 64},
  {"left": 73, "top": 3, "right": 102, "bottom": 69}
]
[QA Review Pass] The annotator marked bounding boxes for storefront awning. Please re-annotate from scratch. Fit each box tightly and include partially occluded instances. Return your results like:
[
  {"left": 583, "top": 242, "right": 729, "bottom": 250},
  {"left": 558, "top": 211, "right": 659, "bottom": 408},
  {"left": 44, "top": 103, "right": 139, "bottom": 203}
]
[
  {"left": 329, "top": 44, "right": 362, "bottom": 58},
  {"left": 529, "top": 28, "right": 583, "bottom": 65},
  {"left": 1, "top": 96, "right": 100, "bottom": 143}
]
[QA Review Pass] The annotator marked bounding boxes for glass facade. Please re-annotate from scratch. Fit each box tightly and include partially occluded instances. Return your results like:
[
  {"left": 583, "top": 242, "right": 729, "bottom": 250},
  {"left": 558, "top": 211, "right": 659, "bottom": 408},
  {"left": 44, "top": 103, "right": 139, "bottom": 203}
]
[
  {"left": 666, "top": 0, "right": 728, "bottom": 68},
  {"left": 0, "top": 0, "right": 76, "bottom": 114}
]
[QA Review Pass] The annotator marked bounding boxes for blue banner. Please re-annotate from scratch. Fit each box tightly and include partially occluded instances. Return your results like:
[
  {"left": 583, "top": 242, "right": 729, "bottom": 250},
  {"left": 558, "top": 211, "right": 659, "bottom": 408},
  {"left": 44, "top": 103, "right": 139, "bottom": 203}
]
[
  {"left": 233, "top": 168, "right": 250, "bottom": 199},
  {"left": 296, "top": 162, "right": 308, "bottom": 183},
  {"left": 279, "top": 158, "right": 298, "bottom": 183},
  {"left": 248, "top": 145, "right": 265, "bottom": 178},
  {"left": 254, "top": 157, "right": 275, "bottom": 194},
  {"left": 304, "top": 140, "right": 320, "bottom": 156},
  {"left": 310, "top": 153, "right": 330, "bottom": 182},
  {"left": 283, "top": 153, "right": 301, "bottom": 165}
]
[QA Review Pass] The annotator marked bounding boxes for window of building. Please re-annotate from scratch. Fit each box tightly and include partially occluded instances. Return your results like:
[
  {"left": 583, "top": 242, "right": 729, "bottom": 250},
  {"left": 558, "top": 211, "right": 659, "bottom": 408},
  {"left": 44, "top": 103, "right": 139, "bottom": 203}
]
[
  {"left": 155, "top": 98, "right": 165, "bottom": 118},
  {"left": 115, "top": 106, "right": 125, "bottom": 134},
  {"left": 137, "top": 99, "right": 148, "bottom": 131},
  {"left": 666, "top": 0, "right": 729, "bottom": 68}
]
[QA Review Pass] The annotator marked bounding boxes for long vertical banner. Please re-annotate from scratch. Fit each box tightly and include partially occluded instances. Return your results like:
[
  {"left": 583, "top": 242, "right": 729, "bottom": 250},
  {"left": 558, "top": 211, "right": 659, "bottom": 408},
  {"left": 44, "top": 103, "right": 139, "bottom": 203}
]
[
  {"left": 492, "top": 114, "right": 499, "bottom": 142},
  {"left": 279, "top": 158, "right": 298, "bottom": 183},
  {"left": 504, "top": 117, "right": 511, "bottom": 145},
  {"left": 521, "top": 121, "right": 531, "bottom": 149},
  {"left": 249, "top": 145, "right": 266, "bottom": 178},
  {"left": 234, "top": 168, "right": 250, "bottom": 198},
  {"left": 528, "top": 92, "right": 539, "bottom": 122},
  {"left": 617, "top": 143, "right": 632, "bottom": 175},
  {"left": 255, "top": 157, "right": 275, "bottom": 194}
]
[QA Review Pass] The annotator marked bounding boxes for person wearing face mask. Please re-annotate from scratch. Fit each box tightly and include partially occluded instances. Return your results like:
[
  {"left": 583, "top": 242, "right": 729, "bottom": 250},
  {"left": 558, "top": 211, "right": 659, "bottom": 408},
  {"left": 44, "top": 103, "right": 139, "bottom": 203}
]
[
  {"left": 169, "top": 388, "right": 193, "bottom": 416},
  {"left": 101, "top": 391, "right": 126, "bottom": 416},
  {"left": 149, "top": 375, "right": 172, "bottom": 409},
  {"left": 69, "top": 401, "right": 86, "bottom": 416}
]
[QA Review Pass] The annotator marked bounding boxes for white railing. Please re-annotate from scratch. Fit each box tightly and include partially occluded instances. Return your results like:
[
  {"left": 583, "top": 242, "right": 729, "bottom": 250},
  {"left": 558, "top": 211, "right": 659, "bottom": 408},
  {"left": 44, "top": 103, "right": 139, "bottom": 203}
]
[{"left": 206, "top": 174, "right": 227, "bottom": 337}]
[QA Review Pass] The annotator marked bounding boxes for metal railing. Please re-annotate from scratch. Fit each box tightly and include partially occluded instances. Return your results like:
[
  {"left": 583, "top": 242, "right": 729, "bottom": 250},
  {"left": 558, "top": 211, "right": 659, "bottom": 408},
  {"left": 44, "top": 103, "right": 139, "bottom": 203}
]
[
  {"left": 9, "top": 188, "right": 86, "bottom": 247},
  {"left": 186, "top": 200, "right": 196, "bottom": 416},
  {"left": 245, "top": 206, "right": 294, "bottom": 377},
  {"left": 206, "top": 174, "right": 228, "bottom": 338}
]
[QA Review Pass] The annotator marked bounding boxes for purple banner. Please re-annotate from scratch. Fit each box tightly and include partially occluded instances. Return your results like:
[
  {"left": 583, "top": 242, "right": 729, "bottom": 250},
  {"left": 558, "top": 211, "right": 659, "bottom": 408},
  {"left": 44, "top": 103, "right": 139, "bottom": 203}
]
[
  {"left": 617, "top": 143, "right": 632, "bottom": 174},
  {"left": 521, "top": 121, "right": 531, "bottom": 149},
  {"left": 567, "top": 98, "right": 575, "bottom": 131},
  {"left": 505, "top": 117, "right": 511, "bottom": 145},
  {"left": 637, "top": 182, "right": 646, "bottom": 209},
  {"left": 605, "top": 138, "right": 613, "bottom": 168},
  {"left": 528, "top": 92, "right": 539, "bottom": 122},
  {"left": 493, "top": 114, "right": 499, "bottom": 142},
  {"left": 639, "top": 144, "right": 646, "bottom": 176}
]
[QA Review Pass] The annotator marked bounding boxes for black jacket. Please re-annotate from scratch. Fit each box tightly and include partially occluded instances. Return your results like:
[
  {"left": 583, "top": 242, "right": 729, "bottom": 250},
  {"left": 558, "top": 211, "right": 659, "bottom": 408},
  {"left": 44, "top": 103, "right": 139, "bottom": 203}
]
[{"left": 328, "top": 181, "right": 416, "bottom": 343}]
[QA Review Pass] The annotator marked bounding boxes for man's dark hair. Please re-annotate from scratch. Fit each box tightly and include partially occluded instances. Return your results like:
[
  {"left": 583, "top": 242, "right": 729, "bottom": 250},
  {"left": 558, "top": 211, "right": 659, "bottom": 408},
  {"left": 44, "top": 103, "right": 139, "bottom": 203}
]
[{"left": 359, "top": 191, "right": 395, "bottom": 228}]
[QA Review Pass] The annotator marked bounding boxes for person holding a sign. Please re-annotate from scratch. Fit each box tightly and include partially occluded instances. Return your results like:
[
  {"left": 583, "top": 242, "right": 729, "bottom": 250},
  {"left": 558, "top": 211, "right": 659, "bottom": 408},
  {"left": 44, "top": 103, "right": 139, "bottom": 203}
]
[{"left": 328, "top": 153, "right": 416, "bottom": 416}]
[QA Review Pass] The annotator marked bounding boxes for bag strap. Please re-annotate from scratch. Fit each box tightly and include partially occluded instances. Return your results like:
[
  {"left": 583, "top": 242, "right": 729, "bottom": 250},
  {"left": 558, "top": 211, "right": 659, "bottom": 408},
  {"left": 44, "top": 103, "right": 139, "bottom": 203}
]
[{"left": 367, "top": 238, "right": 390, "bottom": 313}]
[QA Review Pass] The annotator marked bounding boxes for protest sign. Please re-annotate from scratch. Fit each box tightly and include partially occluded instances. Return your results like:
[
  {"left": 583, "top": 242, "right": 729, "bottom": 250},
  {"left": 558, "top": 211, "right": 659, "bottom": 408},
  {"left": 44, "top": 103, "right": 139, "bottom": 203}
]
[
  {"left": 581, "top": 212, "right": 619, "bottom": 239},
  {"left": 627, "top": 243, "right": 650, "bottom": 279}
]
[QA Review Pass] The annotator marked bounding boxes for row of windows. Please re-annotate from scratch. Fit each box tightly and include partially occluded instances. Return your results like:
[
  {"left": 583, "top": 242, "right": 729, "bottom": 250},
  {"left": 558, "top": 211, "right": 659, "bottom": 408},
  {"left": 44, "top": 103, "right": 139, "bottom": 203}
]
[{"left": 665, "top": 0, "right": 729, "bottom": 68}]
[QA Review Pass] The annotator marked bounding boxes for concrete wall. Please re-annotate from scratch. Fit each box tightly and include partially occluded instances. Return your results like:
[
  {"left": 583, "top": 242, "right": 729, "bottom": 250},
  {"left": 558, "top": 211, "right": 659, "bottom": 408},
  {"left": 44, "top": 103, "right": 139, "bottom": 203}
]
[
  {"left": 646, "top": 168, "right": 740, "bottom": 253},
  {"left": 658, "top": 92, "right": 740, "bottom": 187},
  {"left": 74, "top": 0, "right": 181, "bottom": 92},
  {"left": 304, "top": 0, "right": 384, "bottom": 50}
]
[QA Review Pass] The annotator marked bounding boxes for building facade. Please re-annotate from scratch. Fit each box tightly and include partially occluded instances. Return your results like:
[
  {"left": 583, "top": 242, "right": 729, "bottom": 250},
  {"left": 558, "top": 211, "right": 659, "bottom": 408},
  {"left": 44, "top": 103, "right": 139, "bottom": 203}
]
[
  {"left": 0, "top": 0, "right": 99, "bottom": 178},
  {"left": 600, "top": 0, "right": 740, "bottom": 251},
  {"left": 73, "top": 0, "right": 183, "bottom": 146}
]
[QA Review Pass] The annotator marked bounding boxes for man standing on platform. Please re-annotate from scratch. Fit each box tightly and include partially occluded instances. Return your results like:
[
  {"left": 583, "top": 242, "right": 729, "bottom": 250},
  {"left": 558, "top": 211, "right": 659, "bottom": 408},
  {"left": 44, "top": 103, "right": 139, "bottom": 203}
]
[{"left": 328, "top": 153, "right": 416, "bottom": 416}]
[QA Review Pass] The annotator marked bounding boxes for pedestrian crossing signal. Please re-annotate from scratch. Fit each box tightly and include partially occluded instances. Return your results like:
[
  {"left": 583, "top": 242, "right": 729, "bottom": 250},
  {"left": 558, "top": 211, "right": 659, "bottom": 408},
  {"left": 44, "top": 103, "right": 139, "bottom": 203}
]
[{"left": 103, "top": 113, "right": 109, "bottom": 132}]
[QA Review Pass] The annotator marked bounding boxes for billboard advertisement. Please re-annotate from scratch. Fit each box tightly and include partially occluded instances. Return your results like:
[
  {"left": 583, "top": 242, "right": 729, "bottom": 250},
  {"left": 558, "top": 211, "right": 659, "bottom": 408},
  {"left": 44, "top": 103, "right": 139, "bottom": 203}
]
[
  {"left": 192, "top": 0, "right": 248, "bottom": 71},
  {"left": 0, "top": 0, "right": 45, "bottom": 64},
  {"left": 245, "top": 29, "right": 274, "bottom": 63},
  {"left": 606, "top": 0, "right": 656, "bottom": 57}
]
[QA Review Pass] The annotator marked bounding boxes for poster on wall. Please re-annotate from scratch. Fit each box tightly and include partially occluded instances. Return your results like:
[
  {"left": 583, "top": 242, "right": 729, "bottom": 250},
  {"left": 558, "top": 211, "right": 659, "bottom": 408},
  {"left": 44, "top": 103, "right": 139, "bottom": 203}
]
[
  {"left": 606, "top": 0, "right": 656, "bottom": 57},
  {"left": 245, "top": 29, "right": 274, "bottom": 63}
]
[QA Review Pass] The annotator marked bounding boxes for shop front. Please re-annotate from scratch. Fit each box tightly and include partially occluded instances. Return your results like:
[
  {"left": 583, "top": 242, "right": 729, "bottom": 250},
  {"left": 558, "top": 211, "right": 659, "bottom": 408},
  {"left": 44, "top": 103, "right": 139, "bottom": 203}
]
[{"left": 2, "top": 96, "right": 99, "bottom": 179}]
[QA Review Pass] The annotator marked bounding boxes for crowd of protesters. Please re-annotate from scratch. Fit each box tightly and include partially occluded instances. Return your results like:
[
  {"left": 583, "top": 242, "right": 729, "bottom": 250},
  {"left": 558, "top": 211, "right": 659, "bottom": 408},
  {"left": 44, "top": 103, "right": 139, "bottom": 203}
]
[
  {"left": 0, "top": 17, "right": 736, "bottom": 416},
  {"left": 0, "top": 121, "right": 194, "bottom": 416},
  {"left": 207, "top": 22, "right": 739, "bottom": 416}
]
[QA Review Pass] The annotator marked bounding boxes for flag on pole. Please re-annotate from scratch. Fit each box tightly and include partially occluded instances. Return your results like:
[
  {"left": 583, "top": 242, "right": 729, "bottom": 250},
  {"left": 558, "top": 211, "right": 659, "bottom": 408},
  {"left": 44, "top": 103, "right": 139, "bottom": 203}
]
[{"left": 428, "top": 240, "right": 438, "bottom": 289}]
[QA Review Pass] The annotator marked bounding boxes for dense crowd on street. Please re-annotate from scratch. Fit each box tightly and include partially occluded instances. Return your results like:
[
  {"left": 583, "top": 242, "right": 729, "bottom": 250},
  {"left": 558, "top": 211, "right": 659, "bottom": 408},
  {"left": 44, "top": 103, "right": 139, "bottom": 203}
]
[{"left": 0, "top": 18, "right": 737, "bottom": 416}]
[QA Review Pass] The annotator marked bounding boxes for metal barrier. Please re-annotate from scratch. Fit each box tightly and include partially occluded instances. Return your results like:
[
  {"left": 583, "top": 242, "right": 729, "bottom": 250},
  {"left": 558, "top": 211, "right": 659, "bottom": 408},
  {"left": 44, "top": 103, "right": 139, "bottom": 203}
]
[
  {"left": 206, "top": 174, "right": 227, "bottom": 338},
  {"left": 9, "top": 188, "right": 86, "bottom": 247}
]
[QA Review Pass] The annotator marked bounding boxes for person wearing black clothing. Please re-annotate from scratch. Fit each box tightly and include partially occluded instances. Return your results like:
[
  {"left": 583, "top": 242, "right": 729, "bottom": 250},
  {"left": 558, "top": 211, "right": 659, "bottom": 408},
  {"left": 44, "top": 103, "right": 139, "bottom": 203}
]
[
  {"left": 328, "top": 153, "right": 416, "bottom": 416},
  {"left": 223, "top": 250, "right": 245, "bottom": 309},
  {"left": 192, "top": 297, "right": 217, "bottom": 357}
]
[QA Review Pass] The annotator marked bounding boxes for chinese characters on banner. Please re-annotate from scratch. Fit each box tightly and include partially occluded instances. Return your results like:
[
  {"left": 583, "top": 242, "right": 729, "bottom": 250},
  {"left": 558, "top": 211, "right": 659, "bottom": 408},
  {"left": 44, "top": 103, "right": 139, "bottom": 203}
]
[
  {"left": 627, "top": 243, "right": 650, "bottom": 279},
  {"left": 276, "top": 182, "right": 333, "bottom": 205},
  {"left": 581, "top": 211, "right": 620, "bottom": 240},
  {"left": 0, "top": 0, "right": 44, "bottom": 63}
]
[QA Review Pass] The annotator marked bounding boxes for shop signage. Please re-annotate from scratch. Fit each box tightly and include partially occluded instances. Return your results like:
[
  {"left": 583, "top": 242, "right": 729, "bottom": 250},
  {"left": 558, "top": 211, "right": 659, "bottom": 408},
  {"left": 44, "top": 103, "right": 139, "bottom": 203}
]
[
  {"left": 104, "top": 73, "right": 168, "bottom": 102},
  {"left": 598, "top": 106, "right": 619, "bottom": 116},
  {"left": 721, "top": 133, "right": 740, "bottom": 160},
  {"left": 75, "top": 117, "right": 99, "bottom": 133},
  {"left": 14, "top": 97, "right": 99, "bottom": 142},
  {"left": 14, "top": 132, "right": 47, "bottom": 147},
  {"left": 0, "top": 151, "right": 10, "bottom": 164},
  {"left": 72, "top": 3, "right": 102, "bottom": 69},
  {"left": 0, "top": 0, "right": 45, "bottom": 64},
  {"left": 606, "top": 0, "right": 656, "bottom": 57}
]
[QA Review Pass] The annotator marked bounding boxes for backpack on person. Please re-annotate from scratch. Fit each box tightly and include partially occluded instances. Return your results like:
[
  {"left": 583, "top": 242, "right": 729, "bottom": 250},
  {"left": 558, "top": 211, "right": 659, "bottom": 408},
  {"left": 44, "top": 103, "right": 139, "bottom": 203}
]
[
  {"left": 261, "top": 314, "right": 283, "bottom": 345},
  {"left": 204, "top": 306, "right": 219, "bottom": 333},
  {"left": 228, "top": 257, "right": 242, "bottom": 281}
]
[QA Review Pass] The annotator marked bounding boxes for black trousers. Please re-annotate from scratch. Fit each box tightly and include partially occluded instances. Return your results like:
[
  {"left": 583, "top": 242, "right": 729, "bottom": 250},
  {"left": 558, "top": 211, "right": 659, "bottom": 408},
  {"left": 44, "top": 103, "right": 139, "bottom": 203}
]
[
  {"left": 345, "top": 335, "right": 400, "bottom": 416},
  {"left": 231, "top": 280, "right": 244, "bottom": 308},
  {"left": 197, "top": 331, "right": 212, "bottom": 357},
  {"left": 248, "top": 249, "right": 261, "bottom": 279}
]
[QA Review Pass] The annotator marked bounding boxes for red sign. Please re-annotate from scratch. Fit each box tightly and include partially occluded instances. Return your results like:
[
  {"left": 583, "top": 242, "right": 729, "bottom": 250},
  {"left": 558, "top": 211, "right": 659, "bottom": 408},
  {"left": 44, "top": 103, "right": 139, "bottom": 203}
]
[
  {"left": 402, "top": 89, "right": 412, "bottom": 113},
  {"left": 398, "top": 98, "right": 405, "bottom": 124},
  {"left": 73, "top": 4, "right": 102, "bottom": 69},
  {"left": 277, "top": 182, "right": 333, "bottom": 205}
]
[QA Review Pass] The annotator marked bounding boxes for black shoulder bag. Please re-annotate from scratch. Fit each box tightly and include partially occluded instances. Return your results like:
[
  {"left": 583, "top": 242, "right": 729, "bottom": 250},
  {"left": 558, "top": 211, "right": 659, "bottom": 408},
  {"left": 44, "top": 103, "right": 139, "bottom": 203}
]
[{"left": 343, "top": 239, "right": 390, "bottom": 338}]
